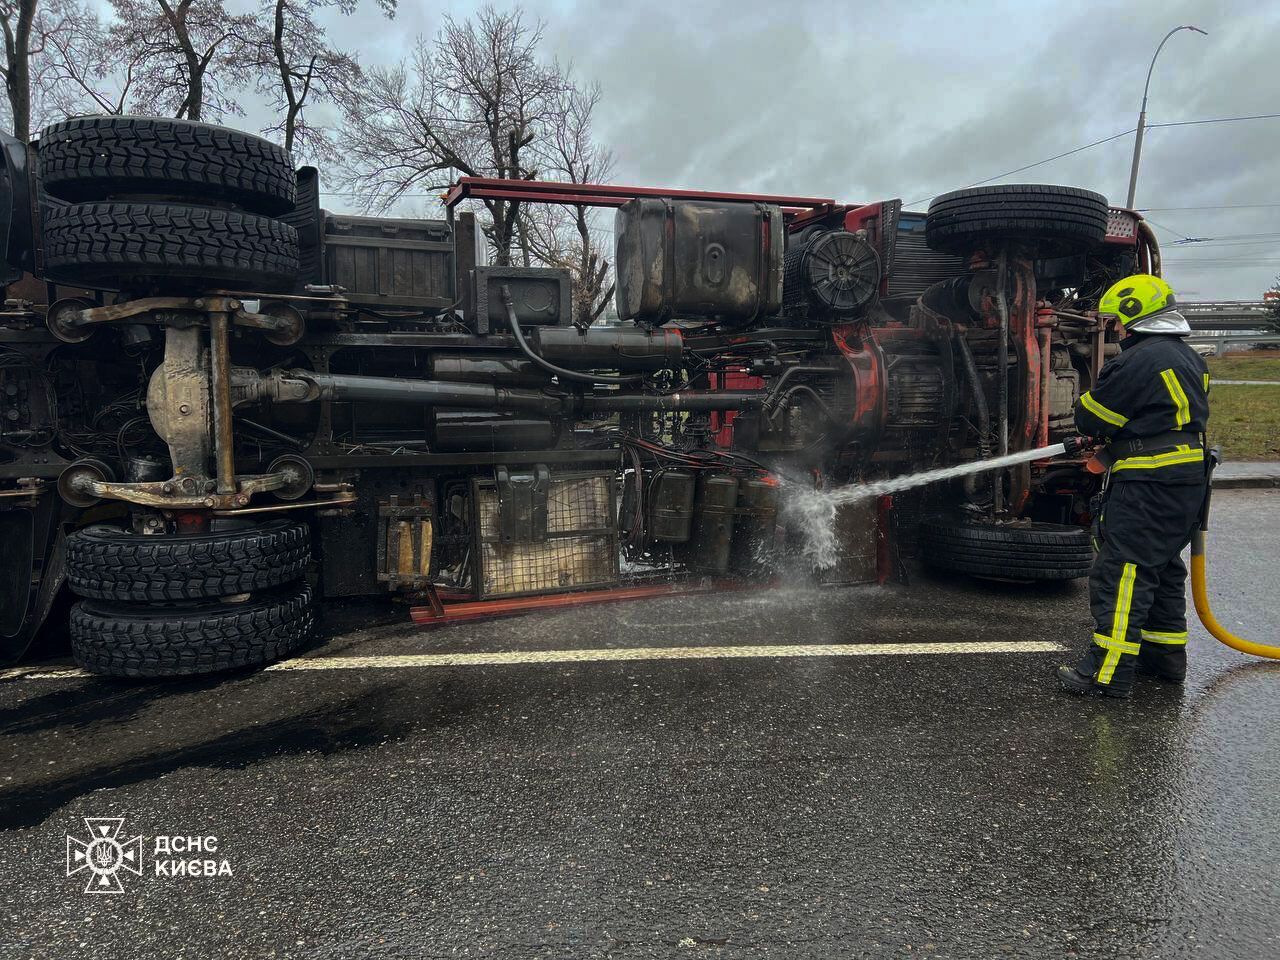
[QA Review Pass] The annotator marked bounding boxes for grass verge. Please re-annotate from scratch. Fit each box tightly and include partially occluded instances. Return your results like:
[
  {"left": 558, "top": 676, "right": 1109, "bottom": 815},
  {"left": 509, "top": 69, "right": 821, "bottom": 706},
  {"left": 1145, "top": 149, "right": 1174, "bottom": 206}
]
[
  {"left": 1210, "top": 384, "right": 1280, "bottom": 461},
  {"left": 1207, "top": 350, "right": 1280, "bottom": 382}
]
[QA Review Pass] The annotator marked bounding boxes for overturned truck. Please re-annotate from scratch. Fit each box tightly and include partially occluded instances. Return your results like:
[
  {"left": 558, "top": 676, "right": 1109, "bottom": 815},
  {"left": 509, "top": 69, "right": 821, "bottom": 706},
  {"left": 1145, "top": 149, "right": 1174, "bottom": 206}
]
[{"left": 0, "top": 117, "right": 1160, "bottom": 677}]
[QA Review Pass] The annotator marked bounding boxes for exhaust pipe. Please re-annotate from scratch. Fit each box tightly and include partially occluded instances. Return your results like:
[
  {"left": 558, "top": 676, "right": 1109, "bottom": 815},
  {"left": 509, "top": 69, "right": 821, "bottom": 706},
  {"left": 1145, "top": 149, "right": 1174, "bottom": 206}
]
[{"left": 242, "top": 369, "right": 767, "bottom": 416}]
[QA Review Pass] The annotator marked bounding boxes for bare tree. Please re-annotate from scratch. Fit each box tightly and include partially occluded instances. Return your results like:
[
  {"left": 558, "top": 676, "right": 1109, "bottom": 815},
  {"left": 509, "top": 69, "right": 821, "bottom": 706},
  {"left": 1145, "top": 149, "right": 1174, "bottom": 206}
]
[
  {"left": 107, "top": 0, "right": 255, "bottom": 121},
  {"left": 38, "top": 1, "right": 141, "bottom": 121},
  {"left": 248, "top": 0, "right": 393, "bottom": 159},
  {"left": 0, "top": 0, "right": 45, "bottom": 140},
  {"left": 337, "top": 6, "right": 569, "bottom": 265},
  {"left": 522, "top": 82, "right": 615, "bottom": 324}
]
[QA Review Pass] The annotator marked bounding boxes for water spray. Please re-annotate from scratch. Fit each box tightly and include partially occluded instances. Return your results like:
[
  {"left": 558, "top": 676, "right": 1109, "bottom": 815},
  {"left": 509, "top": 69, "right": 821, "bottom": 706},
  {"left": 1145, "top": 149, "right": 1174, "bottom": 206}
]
[
  {"left": 785, "top": 438, "right": 1280, "bottom": 664},
  {"left": 781, "top": 437, "right": 1092, "bottom": 570},
  {"left": 819, "top": 436, "right": 1094, "bottom": 507}
]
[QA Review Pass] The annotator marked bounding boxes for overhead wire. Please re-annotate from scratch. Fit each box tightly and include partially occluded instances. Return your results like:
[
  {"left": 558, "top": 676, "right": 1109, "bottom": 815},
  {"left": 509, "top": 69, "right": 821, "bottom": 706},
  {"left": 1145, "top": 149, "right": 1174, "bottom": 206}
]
[
  {"left": 1169, "top": 232, "right": 1280, "bottom": 242},
  {"left": 325, "top": 114, "right": 1280, "bottom": 207},
  {"left": 908, "top": 112, "right": 1280, "bottom": 208},
  {"left": 1139, "top": 203, "right": 1280, "bottom": 211},
  {"left": 1148, "top": 113, "right": 1280, "bottom": 128},
  {"left": 1166, "top": 238, "right": 1280, "bottom": 250},
  {"left": 1162, "top": 259, "right": 1280, "bottom": 266},
  {"left": 1142, "top": 216, "right": 1193, "bottom": 241},
  {"left": 905, "top": 128, "right": 1135, "bottom": 206}
]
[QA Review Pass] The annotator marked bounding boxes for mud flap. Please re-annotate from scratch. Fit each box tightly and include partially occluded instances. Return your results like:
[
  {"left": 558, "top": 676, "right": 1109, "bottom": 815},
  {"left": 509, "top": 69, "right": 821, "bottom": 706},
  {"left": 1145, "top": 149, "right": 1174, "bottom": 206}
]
[
  {"left": 0, "top": 495, "right": 68, "bottom": 665},
  {"left": 0, "top": 509, "right": 33, "bottom": 641}
]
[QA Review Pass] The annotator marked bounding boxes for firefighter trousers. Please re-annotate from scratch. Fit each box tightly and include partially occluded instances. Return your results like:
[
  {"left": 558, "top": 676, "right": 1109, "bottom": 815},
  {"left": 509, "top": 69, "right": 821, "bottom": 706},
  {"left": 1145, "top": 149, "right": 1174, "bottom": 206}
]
[{"left": 1076, "top": 478, "right": 1206, "bottom": 690}]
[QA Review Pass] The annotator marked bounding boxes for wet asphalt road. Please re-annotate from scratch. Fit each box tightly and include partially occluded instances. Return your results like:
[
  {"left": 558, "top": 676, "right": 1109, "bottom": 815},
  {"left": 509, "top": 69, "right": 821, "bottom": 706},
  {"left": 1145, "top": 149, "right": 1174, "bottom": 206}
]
[{"left": 2, "top": 490, "right": 1280, "bottom": 959}]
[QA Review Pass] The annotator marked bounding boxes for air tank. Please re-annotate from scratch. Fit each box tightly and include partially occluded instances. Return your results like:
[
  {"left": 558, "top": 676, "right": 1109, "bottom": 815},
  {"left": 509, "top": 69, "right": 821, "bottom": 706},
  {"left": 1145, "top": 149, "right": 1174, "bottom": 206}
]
[
  {"left": 687, "top": 473, "right": 739, "bottom": 574},
  {"left": 533, "top": 327, "right": 683, "bottom": 371},
  {"left": 648, "top": 470, "right": 696, "bottom": 543},
  {"left": 432, "top": 413, "right": 556, "bottom": 452},
  {"left": 730, "top": 477, "right": 780, "bottom": 577}
]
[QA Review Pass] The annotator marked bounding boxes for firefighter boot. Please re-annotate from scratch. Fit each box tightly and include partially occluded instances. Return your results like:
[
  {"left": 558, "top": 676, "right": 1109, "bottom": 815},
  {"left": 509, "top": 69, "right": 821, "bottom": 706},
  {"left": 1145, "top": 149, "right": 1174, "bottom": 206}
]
[
  {"left": 1137, "top": 644, "right": 1187, "bottom": 684},
  {"left": 1056, "top": 646, "right": 1132, "bottom": 699}
]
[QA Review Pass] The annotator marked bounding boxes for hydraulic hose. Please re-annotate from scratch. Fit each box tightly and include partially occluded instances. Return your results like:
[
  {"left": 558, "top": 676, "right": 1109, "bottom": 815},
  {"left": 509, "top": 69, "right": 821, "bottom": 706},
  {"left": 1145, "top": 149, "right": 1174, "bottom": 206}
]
[
  {"left": 955, "top": 328, "right": 990, "bottom": 501},
  {"left": 501, "top": 285, "right": 642, "bottom": 385},
  {"left": 954, "top": 329, "right": 990, "bottom": 456}
]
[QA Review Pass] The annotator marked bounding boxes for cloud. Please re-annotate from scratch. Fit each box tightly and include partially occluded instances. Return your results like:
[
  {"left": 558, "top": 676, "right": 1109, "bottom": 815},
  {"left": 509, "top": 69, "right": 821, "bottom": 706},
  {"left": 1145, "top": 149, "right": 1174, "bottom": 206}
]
[{"left": 303, "top": 0, "right": 1280, "bottom": 297}]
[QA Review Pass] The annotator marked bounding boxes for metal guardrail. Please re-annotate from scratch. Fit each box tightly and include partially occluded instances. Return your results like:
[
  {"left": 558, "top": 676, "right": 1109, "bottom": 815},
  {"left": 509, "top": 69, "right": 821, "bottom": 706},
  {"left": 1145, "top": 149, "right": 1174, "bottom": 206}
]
[
  {"left": 1182, "top": 300, "right": 1278, "bottom": 331},
  {"left": 1185, "top": 332, "right": 1280, "bottom": 353},
  {"left": 1182, "top": 300, "right": 1274, "bottom": 310},
  {"left": 1189, "top": 321, "right": 1279, "bottom": 331}
]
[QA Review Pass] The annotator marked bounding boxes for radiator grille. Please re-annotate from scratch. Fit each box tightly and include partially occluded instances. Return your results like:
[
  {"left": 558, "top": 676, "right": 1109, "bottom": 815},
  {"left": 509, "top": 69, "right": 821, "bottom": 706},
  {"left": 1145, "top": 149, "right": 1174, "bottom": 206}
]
[
  {"left": 473, "top": 472, "right": 619, "bottom": 599},
  {"left": 886, "top": 217, "right": 968, "bottom": 298}
]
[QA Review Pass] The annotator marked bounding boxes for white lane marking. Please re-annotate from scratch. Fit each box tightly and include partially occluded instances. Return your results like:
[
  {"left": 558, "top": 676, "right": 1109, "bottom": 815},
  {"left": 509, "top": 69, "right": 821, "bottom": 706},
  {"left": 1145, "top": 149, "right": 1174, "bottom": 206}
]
[
  {"left": 0, "top": 640, "right": 1063, "bottom": 681},
  {"left": 0, "top": 667, "right": 88, "bottom": 680},
  {"left": 273, "top": 640, "right": 1064, "bottom": 669}
]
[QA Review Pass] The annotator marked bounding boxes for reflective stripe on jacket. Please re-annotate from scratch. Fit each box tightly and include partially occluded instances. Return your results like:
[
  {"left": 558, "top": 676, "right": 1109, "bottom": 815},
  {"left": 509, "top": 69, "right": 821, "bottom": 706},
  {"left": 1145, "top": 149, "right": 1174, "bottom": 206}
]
[{"left": 1074, "top": 334, "right": 1210, "bottom": 483}]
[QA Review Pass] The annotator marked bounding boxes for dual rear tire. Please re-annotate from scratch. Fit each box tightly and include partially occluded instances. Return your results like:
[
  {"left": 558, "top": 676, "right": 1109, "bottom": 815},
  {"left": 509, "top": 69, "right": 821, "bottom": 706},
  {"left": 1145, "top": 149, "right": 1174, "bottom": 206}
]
[
  {"left": 40, "top": 120, "right": 314, "bottom": 677},
  {"left": 65, "top": 520, "right": 315, "bottom": 678},
  {"left": 36, "top": 116, "right": 300, "bottom": 291},
  {"left": 71, "top": 585, "right": 314, "bottom": 679},
  {"left": 39, "top": 116, "right": 296, "bottom": 213}
]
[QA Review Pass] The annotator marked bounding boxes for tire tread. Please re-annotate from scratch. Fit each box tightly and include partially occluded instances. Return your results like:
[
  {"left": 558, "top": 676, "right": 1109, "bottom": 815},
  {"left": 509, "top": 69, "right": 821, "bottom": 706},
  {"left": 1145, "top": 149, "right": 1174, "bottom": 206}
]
[
  {"left": 70, "top": 584, "right": 315, "bottom": 678},
  {"left": 39, "top": 116, "right": 295, "bottom": 214},
  {"left": 925, "top": 184, "right": 1110, "bottom": 256},
  {"left": 66, "top": 520, "right": 310, "bottom": 602},
  {"left": 43, "top": 201, "right": 299, "bottom": 288},
  {"left": 918, "top": 516, "right": 1093, "bottom": 581}
]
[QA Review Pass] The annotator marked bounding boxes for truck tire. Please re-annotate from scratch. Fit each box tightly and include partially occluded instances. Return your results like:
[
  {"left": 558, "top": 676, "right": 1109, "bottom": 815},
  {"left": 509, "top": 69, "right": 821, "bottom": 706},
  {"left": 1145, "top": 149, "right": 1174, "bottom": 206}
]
[
  {"left": 42, "top": 201, "right": 299, "bottom": 289},
  {"left": 925, "top": 185, "right": 1109, "bottom": 257},
  {"left": 66, "top": 520, "right": 310, "bottom": 602},
  {"left": 70, "top": 583, "right": 315, "bottom": 678},
  {"left": 919, "top": 516, "right": 1094, "bottom": 581},
  {"left": 38, "top": 116, "right": 295, "bottom": 215}
]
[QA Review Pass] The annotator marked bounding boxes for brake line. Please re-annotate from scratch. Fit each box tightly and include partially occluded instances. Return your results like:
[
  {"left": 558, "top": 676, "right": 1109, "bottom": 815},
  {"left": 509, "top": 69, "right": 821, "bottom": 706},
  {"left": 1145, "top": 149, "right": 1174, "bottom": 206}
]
[{"left": 500, "top": 285, "right": 642, "bottom": 385}]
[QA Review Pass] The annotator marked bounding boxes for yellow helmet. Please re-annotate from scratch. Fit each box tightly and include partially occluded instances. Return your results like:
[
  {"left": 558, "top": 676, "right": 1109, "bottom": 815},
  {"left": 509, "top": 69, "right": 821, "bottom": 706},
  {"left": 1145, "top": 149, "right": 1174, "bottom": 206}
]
[{"left": 1098, "top": 274, "right": 1188, "bottom": 335}]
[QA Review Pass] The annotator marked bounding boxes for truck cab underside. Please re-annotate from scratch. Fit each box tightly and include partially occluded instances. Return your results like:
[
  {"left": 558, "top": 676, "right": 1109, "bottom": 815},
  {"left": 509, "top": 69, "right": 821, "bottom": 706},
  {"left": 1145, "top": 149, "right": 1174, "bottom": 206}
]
[{"left": 0, "top": 116, "right": 1156, "bottom": 676}]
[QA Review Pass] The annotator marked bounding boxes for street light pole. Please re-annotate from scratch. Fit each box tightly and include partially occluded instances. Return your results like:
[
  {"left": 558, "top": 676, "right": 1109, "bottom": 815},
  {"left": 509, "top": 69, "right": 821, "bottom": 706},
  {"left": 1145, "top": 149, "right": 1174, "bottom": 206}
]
[{"left": 1125, "top": 25, "right": 1207, "bottom": 209}]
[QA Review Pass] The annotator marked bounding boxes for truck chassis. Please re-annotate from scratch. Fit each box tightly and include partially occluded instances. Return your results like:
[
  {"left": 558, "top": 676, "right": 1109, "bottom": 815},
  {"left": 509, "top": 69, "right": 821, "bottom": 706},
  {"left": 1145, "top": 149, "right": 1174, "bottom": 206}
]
[{"left": 0, "top": 117, "right": 1159, "bottom": 676}]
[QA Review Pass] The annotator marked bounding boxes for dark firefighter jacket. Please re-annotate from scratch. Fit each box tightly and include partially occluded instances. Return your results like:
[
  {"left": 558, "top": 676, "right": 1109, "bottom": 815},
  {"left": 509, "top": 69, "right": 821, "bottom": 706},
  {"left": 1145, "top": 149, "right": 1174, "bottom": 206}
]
[{"left": 1074, "top": 332, "right": 1210, "bottom": 484}]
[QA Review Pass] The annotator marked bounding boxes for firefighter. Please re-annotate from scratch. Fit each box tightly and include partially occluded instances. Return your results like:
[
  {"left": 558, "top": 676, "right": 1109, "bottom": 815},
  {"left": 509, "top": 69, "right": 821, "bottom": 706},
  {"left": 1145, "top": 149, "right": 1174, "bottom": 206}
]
[{"left": 1058, "top": 274, "right": 1210, "bottom": 698}]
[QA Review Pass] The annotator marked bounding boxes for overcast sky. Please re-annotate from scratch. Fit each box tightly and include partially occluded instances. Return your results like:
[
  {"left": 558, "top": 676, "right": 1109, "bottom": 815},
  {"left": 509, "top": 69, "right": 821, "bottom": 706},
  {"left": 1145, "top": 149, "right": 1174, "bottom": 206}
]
[{"left": 264, "top": 0, "right": 1280, "bottom": 300}]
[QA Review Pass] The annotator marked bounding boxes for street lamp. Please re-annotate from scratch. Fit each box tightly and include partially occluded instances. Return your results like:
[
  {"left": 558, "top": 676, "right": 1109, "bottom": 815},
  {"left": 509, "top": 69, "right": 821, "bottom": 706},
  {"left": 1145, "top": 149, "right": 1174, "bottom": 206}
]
[{"left": 1125, "top": 25, "right": 1208, "bottom": 208}]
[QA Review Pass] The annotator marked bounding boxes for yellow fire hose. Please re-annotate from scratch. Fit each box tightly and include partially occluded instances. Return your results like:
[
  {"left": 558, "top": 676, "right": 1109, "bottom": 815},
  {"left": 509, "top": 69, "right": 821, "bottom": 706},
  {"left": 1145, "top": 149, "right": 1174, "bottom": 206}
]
[
  {"left": 1190, "top": 527, "right": 1280, "bottom": 659},
  {"left": 1188, "top": 454, "right": 1280, "bottom": 658}
]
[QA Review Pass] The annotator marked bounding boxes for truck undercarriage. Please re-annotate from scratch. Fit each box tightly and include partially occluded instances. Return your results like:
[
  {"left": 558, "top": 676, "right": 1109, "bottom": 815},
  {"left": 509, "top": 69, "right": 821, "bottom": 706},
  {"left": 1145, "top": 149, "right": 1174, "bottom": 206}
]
[{"left": 0, "top": 116, "right": 1160, "bottom": 676}]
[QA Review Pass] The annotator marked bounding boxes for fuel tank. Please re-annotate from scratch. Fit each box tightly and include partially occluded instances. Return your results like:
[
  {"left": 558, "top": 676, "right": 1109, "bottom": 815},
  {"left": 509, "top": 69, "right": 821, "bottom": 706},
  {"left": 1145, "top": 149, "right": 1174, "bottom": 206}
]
[{"left": 614, "top": 198, "right": 784, "bottom": 326}]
